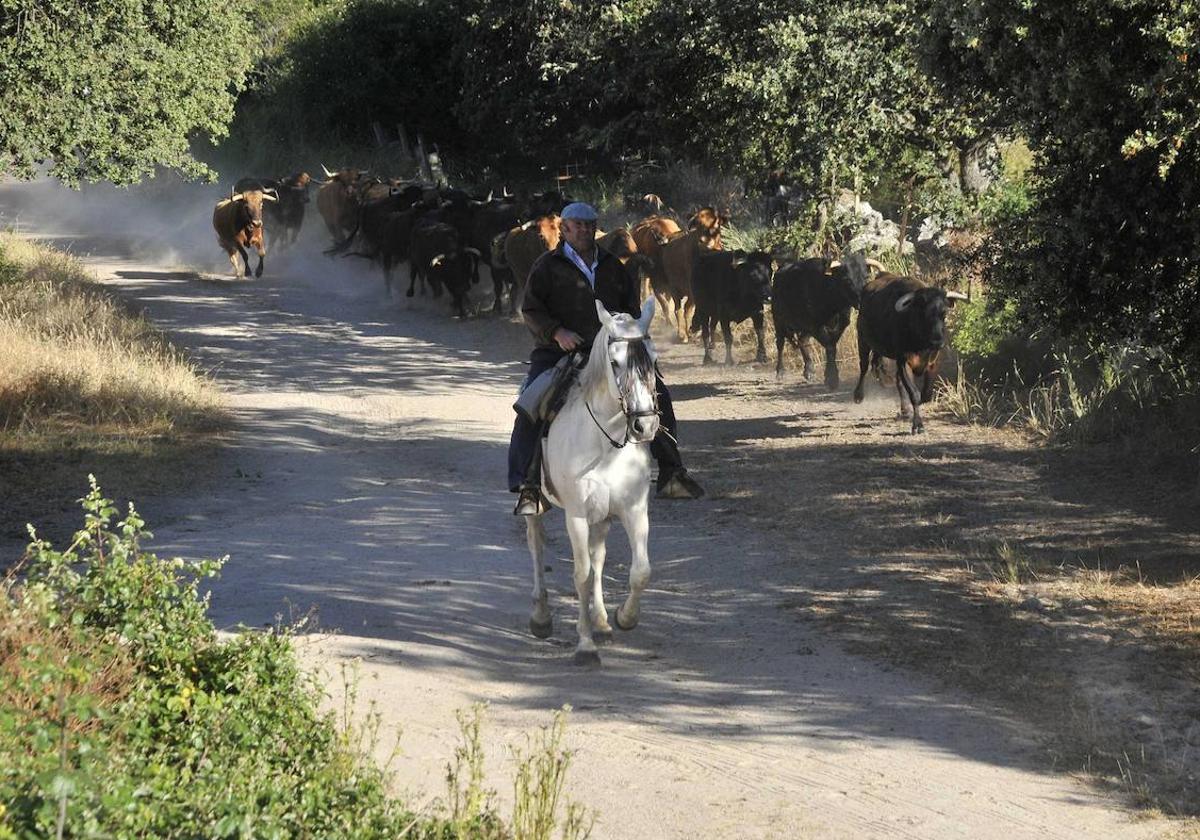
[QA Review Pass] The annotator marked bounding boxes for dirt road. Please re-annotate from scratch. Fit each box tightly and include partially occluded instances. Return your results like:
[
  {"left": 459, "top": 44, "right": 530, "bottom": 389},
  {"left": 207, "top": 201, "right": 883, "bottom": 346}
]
[{"left": 1, "top": 181, "right": 1181, "bottom": 838}]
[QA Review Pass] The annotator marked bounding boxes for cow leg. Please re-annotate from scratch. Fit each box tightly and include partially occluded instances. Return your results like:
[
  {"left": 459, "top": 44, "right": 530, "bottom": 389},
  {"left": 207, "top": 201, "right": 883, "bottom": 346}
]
[
  {"left": 799, "top": 339, "right": 817, "bottom": 382},
  {"left": 406, "top": 263, "right": 418, "bottom": 298},
  {"left": 382, "top": 254, "right": 395, "bottom": 298},
  {"left": 226, "top": 248, "right": 240, "bottom": 278},
  {"left": 701, "top": 316, "right": 715, "bottom": 365},
  {"left": 721, "top": 319, "right": 735, "bottom": 365},
  {"left": 853, "top": 330, "right": 872, "bottom": 403},
  {"left": 897, "top": 359, "right": 924, "bottom": 433},
  {"left": 752, "top": 313, "right": 767, "bottom": 364},
  {"left": 822, "top": 340, "right": 841, "bottom": 390},
  {"left": 775, "top": 328, "right": 787, "bottom": 379},
  {"left": 235, "top": 243, "right": 252, "bottom": 278},
  {"left": 654, "top": 290, "right": 674, "bottom": 329},
  {"left": 682, "top": 299, "right": 697, "bottom": 344},
  {"left": 254, "top": 248, "right": 265, "bottom": 279}
]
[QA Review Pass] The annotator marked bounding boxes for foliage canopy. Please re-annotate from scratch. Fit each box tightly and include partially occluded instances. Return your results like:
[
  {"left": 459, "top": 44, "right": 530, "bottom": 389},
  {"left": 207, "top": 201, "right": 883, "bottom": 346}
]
[{"left": 0, "top": 0, "right": 256, "bottom": 185}]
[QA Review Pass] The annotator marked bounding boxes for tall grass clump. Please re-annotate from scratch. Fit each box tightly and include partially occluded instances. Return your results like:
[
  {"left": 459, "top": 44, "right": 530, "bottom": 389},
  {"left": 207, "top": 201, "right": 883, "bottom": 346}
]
[
  {"left": 1, "top": 479, "right": 593, "bottom": 839},
  {"left": 942, "top": 291, "right": 1199, "bottom": 468},
  {"left": 0, "top": 233, "right": 224, "bottom": 437}
]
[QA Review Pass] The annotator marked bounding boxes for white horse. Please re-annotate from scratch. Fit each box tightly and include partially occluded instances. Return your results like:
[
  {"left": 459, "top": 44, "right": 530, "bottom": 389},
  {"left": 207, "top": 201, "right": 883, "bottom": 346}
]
[{"left": 527, "top": 299, "right": 660, "bottom": 666}]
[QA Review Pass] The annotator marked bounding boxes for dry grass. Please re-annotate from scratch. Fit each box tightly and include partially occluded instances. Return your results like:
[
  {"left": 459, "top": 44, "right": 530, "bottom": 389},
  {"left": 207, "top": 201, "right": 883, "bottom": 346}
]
[
  {"left": 0, "top": 233, "right": 228, "bottom": 551},
  {"left": 0, "top": 233, "right": 224, "bottom": 434}
]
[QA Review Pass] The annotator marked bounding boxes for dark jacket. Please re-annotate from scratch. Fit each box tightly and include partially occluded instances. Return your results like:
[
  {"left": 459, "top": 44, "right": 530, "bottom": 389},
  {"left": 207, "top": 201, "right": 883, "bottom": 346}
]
[{"left": 522, "top": 244, "right": 641, "bottom": 349}]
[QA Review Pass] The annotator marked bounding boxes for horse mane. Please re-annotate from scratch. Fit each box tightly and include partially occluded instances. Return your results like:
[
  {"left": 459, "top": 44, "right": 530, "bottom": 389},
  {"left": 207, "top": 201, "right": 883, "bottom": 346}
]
[{"left": 579, "top": 318, "right": 655, "bottom": 397}]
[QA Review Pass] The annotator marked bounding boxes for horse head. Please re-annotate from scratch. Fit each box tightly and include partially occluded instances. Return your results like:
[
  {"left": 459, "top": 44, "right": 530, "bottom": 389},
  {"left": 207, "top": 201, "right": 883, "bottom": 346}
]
[{"left": 594, "top": 299, "right": 659, "bottom": 444}]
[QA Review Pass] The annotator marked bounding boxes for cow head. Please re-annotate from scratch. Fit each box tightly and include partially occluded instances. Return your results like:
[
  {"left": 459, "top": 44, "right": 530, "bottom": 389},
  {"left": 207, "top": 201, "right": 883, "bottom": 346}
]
[
  {"left": 732, "top": 251, "right": 775, "bottom": 305},
  {"left": 894, "top": 286, "right": 968, "bottom": 349}
]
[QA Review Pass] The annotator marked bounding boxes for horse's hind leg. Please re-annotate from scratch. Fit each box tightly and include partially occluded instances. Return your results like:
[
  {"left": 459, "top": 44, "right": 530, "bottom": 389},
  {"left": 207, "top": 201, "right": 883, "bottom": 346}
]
[
  {"left": 526, "top": 515, "right": 552, "bottom": 638},
  {"left": 589, "top": 520, "right": 613, "bottom": 640},
  {"left": 565, "top": 514, "right": 600, "bottom": 666},
  {"left": 615, "top": 504, "right": 651, "bottom": 631}
]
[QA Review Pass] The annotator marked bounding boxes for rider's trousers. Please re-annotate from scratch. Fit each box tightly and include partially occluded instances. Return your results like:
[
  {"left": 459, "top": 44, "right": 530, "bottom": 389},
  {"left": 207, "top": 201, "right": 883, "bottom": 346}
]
[{"left": 507, "top": 347, "right": 682, "bottom": 492}]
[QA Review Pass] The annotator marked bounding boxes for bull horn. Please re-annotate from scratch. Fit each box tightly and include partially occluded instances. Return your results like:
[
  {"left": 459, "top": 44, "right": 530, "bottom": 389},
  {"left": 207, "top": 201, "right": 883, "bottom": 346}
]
[
  {"left": 321, "top": 163, "right": 336, "bottom": 178},
  {"left": 865, "top": 258, "right": 886, "bottom": 271},
  {"left": 895, "top": 291, "right": 917, "bottom": 312},
  {"left": 485, "top": 190, "right": 493, "bottom": 202},
  {"left": 230, "top": 192, "right": 244, "bottom": 203},
  {"left": 503, "top": 185, "right": 512, "bottom": 197},
  {"left": 828, "top": 260, "right": 842, "bottom": 269},
  {"left": 945, "top": 290, "right": 969, "bottom": 301},
  {"left": 430, "top": 254, "right": 447, "bottom": 267},
  {"left": 463, "top": 247, "right": 482, "bottom": 257},
  {"left": 262, "top": 191, "right": 278, "bottom": 202}
]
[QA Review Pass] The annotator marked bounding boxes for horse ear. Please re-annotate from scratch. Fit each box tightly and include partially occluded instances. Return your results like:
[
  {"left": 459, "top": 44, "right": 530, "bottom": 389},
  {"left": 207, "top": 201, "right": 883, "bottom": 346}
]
[
  {"left": 638, "top": 297, "right": 655, "bottom": 332},
  {"left": 595, "top": 300, "right": 616, "bottom": 331}
]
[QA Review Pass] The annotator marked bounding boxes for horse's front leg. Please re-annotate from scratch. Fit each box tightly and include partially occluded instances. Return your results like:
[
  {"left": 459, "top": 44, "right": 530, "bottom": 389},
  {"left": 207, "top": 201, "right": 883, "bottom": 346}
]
[
  {"left": 589, "top": 519, "right": 613, "bottom": 640},
  {"left": 615, "top": 503, "right": 651, "bottom": 631},
  {"left": 526, "top": 514, "right": 552, "bottom": 638},
  {"left": 566, "top": 515, "right": 600, "bottom": 666}
]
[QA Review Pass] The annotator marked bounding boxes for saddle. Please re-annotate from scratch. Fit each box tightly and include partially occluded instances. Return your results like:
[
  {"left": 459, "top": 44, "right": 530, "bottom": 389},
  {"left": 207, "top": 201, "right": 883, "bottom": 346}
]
[{"left": 513, "top": 352, "right": 585, "bottom": 427}]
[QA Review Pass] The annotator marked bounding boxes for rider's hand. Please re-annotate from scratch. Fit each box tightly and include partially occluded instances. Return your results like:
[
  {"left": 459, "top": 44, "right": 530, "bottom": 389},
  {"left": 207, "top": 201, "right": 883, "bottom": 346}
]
[{"left": 553, "top": 327, "right": 583, "bottom": 352}]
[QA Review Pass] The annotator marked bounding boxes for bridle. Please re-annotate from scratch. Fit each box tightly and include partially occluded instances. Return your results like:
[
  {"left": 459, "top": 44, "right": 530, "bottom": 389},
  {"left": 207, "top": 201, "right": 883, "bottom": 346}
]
[{"left": 584, "top": 333, "right": 660, "bottom": 449}]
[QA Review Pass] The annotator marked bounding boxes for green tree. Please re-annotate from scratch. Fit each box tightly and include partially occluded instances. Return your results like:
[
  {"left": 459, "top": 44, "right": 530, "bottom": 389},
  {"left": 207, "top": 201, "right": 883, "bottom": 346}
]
[
  {"left": 925, "top": 0, "right": 1200, "bottom": 362},
  {"left": 0, "top": 0, "right": 256, "bottom": 185}
]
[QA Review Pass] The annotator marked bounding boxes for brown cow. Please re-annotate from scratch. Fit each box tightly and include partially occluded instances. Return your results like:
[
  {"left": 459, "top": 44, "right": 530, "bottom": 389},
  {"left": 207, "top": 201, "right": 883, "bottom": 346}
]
[
  {"left": 315, "top": 165, "right": 368, "bottom": 245},
  {"left": 212, "top": 188, "right": 276, "bottom": 278},
  {"left": 597, "top": 227, "right": 652, "bottom": 287},
  {"left": 630, "top": 216, "right": 683, "bottom": 323},
  {"left": 503, "top": 215, "right": 561, "bottom": 306},
  {"left": 655, "top": 223, "right": 724, "bottom": 342}
]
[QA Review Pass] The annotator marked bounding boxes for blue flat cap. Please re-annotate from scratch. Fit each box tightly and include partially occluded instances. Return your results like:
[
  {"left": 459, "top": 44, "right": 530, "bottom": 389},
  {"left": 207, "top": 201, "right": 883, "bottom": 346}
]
[{"left": 560, "top": 202, "right": 598, "bottom": 221}]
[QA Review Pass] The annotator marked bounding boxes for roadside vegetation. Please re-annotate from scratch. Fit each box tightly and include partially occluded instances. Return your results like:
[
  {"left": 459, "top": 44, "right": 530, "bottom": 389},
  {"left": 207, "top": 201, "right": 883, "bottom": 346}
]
[
  {"left": 0, "top": 480, "right": 592, "bottom": 839},
  {"left": 0, "top": 232, "right": 228, "bottom": 544}
]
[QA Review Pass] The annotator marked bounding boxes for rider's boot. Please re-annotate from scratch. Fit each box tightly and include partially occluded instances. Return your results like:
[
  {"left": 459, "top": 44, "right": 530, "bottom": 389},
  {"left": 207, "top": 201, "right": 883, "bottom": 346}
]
[
  {"left": 652, "top": 432, "right": 705, "bottom": 499},
  {"left": 514, "top": 436, "right": 549, "bottom": 516}
]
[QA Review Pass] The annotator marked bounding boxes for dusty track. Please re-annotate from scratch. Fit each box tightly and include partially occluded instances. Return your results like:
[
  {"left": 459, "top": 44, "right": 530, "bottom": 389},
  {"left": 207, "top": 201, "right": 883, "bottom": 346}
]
[{"left": 1, "top": 181, "right": 1187, "bottom": 838}]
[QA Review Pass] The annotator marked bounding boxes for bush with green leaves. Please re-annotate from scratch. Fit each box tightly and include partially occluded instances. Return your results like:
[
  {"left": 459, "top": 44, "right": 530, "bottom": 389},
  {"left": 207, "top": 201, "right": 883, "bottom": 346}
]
[{"left": 1, "top": 479, "right": 592, "bottom": 839}]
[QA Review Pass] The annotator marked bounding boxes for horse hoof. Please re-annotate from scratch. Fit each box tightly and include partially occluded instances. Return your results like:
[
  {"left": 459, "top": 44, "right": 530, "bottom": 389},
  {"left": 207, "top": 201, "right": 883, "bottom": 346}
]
[
  {"left": 593, "top": 628, "right": 614, "bottom": 645},
  {"left": 573, "top": 650, "right": 602, "bottom": 667},
  {"left": 614, "top": 607, "right": 638, "bottom": 632},
  {"left": 529, "top": 618, "right": 553, "bottom": 639}
]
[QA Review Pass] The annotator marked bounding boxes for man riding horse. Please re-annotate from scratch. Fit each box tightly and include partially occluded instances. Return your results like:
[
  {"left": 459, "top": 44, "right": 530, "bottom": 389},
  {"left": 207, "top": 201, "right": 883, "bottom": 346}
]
[{"left": 508, "top": 201, "right": 705, "bottom": 515}]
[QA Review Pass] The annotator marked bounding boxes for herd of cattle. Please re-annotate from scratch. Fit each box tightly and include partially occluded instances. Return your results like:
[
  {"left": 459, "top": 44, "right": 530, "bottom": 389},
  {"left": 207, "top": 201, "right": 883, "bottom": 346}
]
[{"left": 211, "top": 167, "right": 967, "bottom": 433}]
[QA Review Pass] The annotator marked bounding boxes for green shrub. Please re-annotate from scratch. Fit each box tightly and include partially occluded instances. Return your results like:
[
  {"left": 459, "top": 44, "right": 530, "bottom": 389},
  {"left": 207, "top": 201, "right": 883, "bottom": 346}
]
[{"left": 2, "top": 479, "right": 593, "bottom": 839}]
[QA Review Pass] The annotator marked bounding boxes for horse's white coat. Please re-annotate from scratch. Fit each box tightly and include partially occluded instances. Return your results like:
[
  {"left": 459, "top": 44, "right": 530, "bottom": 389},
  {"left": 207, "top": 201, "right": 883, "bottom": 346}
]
[{"left": 527, "top": 299, "right": 659, "bottom": 663}]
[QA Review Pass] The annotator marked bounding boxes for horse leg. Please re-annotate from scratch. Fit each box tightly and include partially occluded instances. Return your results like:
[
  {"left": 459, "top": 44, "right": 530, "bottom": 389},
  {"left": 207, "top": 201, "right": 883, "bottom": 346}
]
[
  {"left": 615, "top": 504, "right": 650, "bottom": 631},
  {"left": 526, "top": 514, "right": 552, "bottom": 638},
  {"left": 589, "top": 520, "right": 613, "bottom": 640},
  {"left": 566, "top": 515, "right": 600, "bottom": 665}
]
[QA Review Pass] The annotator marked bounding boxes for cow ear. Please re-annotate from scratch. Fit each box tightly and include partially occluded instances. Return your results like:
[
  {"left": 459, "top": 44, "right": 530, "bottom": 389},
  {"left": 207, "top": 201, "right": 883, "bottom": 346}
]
[
  {"left": 638, "top": 297, "right": 655, "bottom": 332},
  {"left": 596, "top": 300, "right": 617, "bottom": 331}
]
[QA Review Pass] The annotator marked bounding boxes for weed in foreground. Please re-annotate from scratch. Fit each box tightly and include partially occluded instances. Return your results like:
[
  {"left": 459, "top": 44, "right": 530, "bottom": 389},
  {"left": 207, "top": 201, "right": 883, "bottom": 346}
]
[{"left": 1, "top": 478, "right": 593, "bottom": 839}]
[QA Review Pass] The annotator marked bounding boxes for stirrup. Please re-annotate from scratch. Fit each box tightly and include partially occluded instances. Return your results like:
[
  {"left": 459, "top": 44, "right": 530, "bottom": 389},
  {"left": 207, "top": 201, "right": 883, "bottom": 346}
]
[{"left": 513, "top": 487, "right": 547, "bottom": 516}]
